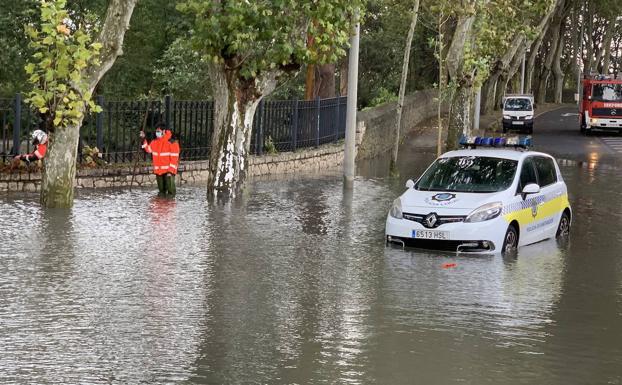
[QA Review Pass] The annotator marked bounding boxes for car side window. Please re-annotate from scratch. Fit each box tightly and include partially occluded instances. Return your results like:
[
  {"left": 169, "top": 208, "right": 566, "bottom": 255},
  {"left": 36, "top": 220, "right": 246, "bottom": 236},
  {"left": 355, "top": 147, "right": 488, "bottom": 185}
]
[
  {"left": 518, "top": 157, "right": 538, "bottom": 193},
  {"left": 534, "top": 157, "right": 557, "bottom": 187}
]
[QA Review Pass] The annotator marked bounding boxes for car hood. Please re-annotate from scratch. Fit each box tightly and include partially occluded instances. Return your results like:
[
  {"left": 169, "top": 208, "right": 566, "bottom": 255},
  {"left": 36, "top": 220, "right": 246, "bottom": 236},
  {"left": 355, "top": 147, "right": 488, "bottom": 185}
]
[{"left": 400, "top": 189, "right": 506, "bottom": 212}]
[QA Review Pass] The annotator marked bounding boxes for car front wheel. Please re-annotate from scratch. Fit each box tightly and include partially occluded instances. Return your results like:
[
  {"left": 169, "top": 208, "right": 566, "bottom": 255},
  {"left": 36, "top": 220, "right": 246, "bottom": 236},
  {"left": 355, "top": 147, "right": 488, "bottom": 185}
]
[
  {"left": 502, "top": 225, "right": 519, "bottom": 253},
  {"left": 556, "top": 211, "right": 571, "bottom": 238}
]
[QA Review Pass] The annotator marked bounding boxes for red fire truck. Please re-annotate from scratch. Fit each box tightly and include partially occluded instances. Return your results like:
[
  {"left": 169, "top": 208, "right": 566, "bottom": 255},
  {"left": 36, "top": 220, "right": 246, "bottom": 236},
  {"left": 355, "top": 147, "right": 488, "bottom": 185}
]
[{"left": 579, "top": 75, "right": 622, "bottom": 135}]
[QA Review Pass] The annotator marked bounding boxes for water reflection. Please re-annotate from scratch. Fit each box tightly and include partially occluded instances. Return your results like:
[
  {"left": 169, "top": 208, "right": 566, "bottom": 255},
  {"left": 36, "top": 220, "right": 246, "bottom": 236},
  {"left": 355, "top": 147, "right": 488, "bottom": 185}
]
[{"left": 0, "top": 158, "right": 621, "bottom": 383}]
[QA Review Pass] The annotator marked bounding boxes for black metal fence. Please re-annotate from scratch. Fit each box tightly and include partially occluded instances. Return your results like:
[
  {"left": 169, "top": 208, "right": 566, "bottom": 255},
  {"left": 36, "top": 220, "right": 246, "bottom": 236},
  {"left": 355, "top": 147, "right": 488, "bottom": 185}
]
[{"left": 0, "top": 94, "right": 347, "bottom": 165}]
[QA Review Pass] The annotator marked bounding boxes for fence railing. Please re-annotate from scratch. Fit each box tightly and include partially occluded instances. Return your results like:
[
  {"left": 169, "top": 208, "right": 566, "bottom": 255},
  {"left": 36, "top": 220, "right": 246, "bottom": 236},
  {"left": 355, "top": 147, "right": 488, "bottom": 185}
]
[{"left": 0, "top": 94, "right": 347, "bottom": 165}]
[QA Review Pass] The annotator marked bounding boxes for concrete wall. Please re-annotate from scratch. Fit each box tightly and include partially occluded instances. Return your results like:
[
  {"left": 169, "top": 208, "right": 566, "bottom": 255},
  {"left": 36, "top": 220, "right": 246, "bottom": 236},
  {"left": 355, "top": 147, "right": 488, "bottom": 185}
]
[
  {"left": 356, "top": 89, "right": 443, "bottom": 160},
  {"left": 0, "top": 144, "right": 345, "bottom": 192}
]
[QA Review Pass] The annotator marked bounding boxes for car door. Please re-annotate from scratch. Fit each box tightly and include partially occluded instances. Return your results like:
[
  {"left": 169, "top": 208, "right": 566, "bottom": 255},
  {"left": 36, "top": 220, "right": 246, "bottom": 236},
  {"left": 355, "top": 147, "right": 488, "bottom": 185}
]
[
  {"left": 533, "top": 156, "right": 563, "bottom": 239},
  {"left": 515, "top": 156, "right": 543, "bottom": 245}
]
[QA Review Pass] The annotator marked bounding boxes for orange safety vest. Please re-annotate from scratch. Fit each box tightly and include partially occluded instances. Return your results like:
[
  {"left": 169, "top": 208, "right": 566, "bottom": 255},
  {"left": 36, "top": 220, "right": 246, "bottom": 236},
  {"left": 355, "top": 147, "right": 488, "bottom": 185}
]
[
  {"left": 142, "top": 130, "right": 171, "bottom": 175},
  {"left": 168, "top": 140, "right": 180, "bottom": 175}
]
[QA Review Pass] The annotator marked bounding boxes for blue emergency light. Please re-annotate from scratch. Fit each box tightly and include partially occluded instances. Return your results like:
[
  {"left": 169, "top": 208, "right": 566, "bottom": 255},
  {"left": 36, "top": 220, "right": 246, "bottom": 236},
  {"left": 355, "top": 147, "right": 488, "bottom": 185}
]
[{"left": 459, "top": 135, "right": 532, "bottom": 149}]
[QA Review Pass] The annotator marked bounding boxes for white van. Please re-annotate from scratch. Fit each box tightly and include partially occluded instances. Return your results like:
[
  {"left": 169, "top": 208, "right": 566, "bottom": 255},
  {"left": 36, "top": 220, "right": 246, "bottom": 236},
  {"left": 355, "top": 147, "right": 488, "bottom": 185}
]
[{"left": 502, "top": 94, "right": 535, "bottom": 134}]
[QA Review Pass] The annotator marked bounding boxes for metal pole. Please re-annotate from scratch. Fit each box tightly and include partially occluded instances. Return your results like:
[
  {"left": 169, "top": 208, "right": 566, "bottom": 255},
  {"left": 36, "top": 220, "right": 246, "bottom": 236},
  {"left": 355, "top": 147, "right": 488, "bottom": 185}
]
[
  {"left": 96, "top": 95, "right": 104, "bottom": 150},
  {"left": 13, "top": 93, "right": 21, "bottom": 155},
  {"left": 473, "top": 87, "right": 481, "bottom": 132},
  {"left": 576, "top": 20, "right": 584, "bottom": 105},
  {"left": 164, "top": 95, "right": 172, "bottom": 129},
  {"left": 520, "top": 52, "right": 526, "bottom": 94},
  {"left": 315, "top": 96, "right": 321, "bottom": 147},
  {"left": 344, "top": 11, "right": 359, "bottom": 188},
  {"left": 292, "top": 100, "right": 298, "bottom": 151}
]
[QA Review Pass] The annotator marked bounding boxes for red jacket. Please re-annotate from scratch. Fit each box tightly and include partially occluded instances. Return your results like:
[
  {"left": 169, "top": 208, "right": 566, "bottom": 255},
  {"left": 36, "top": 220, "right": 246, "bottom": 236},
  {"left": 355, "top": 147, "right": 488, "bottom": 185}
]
[
  {"left": 142, "top": 130, "right": 172, "bottom": 175},
  {"left": 168, "top": 140, "right": 180, "bottom": 175},
  {"left": 21, "top": 143, "right": 47, "bottom": 162}
]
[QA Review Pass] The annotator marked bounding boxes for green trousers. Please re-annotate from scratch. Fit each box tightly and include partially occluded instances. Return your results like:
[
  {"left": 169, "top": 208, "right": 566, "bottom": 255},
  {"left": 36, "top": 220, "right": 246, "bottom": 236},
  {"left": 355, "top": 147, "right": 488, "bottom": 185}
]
[{"left": 156, "top": 174, "right": 176, "bottom": 196}]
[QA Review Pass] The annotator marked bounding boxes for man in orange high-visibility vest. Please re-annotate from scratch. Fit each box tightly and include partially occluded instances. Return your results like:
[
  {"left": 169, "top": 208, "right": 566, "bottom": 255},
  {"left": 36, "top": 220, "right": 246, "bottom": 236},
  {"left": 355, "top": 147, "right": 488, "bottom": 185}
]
[{"left": 140, "top": 123, "right": 175, "bottom": 195}]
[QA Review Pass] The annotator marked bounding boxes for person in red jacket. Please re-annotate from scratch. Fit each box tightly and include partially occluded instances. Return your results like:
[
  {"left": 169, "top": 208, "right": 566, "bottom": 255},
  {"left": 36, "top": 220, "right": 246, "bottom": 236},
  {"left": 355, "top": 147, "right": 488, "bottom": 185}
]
[
  {"left": 14, "top": 130, "right": 48, "bottom": 164},
  {"left": 141, "top": 123, "right": 175, "bottom": 195}
]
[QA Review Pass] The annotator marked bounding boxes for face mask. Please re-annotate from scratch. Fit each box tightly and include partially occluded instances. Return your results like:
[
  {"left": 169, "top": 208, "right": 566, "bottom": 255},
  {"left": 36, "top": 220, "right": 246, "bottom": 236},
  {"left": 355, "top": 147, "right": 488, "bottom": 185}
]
[{"left": 155, "top": 131, "right": 163, "bottom": 138}]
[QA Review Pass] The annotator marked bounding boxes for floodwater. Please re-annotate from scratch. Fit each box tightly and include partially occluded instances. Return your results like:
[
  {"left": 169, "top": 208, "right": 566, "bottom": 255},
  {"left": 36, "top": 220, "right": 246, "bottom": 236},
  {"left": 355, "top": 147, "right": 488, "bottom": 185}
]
[{"left": 1, "top": 149, "right": 621, "bottom": 384}]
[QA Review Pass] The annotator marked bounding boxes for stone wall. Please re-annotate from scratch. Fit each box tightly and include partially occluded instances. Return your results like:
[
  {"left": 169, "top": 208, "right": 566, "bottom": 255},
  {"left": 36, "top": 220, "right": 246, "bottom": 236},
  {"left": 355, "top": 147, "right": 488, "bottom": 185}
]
[
  {"left": 0, "top": 144, "right": 345, "bottom": 192},
  {"left": 356, "top": 89, "right": 445, "bottom": 160}
]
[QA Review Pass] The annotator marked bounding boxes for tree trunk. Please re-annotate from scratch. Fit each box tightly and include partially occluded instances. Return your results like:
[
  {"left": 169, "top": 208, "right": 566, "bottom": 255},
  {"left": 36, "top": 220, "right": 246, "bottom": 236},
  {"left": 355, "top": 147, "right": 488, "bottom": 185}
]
[
  {"left": 482, "top": 35, "right": 525, "bottom": 114},
  {"left": 536, "top": 0, "right": 566, "bottom": 103},
  {"left": 390, "top": 0, "right": 419, "bottom": 174},
  {"left": 339, "top": 56, "right": 348, "bottom": 96},
  {"left": 552, "top": 31, "right": 565, "bottom": 103},
  {"left": 207, "top": 64, "right": 278, "bottom": 198},
  {"left": 525, "top": 0, "right": 561, "bottom": 93},
  {"left": 584, "top": 2, "right": 594, "bottom": 75},
  {"left": 443, "top": 12, "right": 475, "bottom": 152},
  {"left": 317, "top": 64, "right": 336, "bottom": 98},
  {"left": 40, "top": 117, "right": 83, "bottom": 207},
  {"left": 480, "top": 71, "right": 500, "bottom": 115},
  {"left": 304, "top": 64, "right": 316, "bottom": 100},
  {"left": 601, "top": 18, "right": 615, "bottom": 74},
  {"left": 446, "top": 81, "right": 472, "bottom": 151},
  {"left": 40, "top": 0, "right": 138, "bottom": 208}
]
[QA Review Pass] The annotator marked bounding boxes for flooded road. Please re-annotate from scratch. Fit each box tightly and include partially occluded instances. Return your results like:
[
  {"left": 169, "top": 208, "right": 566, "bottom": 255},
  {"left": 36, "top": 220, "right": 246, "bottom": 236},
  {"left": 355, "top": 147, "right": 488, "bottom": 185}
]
[{"left": 1, "top": 111, "right": 622, "bottom": 383}]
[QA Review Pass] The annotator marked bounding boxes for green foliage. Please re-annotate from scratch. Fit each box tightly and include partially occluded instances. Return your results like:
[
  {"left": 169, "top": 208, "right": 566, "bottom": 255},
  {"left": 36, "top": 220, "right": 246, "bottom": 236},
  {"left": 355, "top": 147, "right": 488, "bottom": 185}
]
[
  {"left": 177, "top": 0, "right": 363, "bottom": 80},
  {"left": 264, "top": 135, "right": 278, "bottom": 154},
  {"left": 98, "top": 0, "right": 189, "bottom": 99},
  {"left": 368, "top": 87, "right": 398, "bottom": 107},
  {"left": 358, "top": 0, "right": 437, "bottom": 108},
  {"left": 24, "top": 0, "right": 102, "bottom": 129},
  {"left": 153, "top": 38, "right": 212, "bottom": 99}
]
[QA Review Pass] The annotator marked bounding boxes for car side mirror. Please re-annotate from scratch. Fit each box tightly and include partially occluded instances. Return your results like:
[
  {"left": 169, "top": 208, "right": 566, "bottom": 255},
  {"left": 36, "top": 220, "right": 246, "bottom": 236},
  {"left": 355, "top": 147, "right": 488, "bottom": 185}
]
[
  {"left": 521, "top": 183, "right": 540, "bottom": 199},
  {"left": 405, "top": 179, "right": 415, "bottom": 189}
]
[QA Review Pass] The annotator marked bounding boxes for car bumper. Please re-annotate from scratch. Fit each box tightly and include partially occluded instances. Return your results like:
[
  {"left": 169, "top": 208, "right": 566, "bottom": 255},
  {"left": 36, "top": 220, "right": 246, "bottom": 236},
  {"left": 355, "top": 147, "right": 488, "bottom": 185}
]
[
  {"left": 587, "top": 117, "right": 622, "bottom": 131},
  {"left": 502, "top": 119, "right": 533, "bottom": 129},
  {"left": 385, "top": 214, "right": 509, "bottom": 253}
]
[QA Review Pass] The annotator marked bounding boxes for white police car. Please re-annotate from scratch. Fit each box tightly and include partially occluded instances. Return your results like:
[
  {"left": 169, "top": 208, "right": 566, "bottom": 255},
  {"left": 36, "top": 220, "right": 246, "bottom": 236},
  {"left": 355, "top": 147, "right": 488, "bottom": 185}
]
[{"left": 385, "top": 136, "right": 572, "bottom": 253}]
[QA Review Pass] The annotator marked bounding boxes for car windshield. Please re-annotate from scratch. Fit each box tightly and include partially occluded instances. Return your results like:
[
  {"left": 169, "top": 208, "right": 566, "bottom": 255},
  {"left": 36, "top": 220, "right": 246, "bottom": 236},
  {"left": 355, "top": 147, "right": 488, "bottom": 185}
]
[
  {"left": 504, "top": 98, "right": 532, "bottom": 111},
  {"left": 416, "top": 156, "right": 518, "bottom": 193},
  {"left": 592, "top": 83, "right": 622, "bottom": 102}
]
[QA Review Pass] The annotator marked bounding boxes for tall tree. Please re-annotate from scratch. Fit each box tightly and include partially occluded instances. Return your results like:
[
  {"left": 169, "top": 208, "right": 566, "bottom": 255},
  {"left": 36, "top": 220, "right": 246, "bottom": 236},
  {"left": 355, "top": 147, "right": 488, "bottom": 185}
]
[
  {"left": 24, "top": 0, "right": 138, "bottom": 207},
  {"left": 178, "top": 0, "right": 363, "bottom": 198},
  {"left": 390, "top": 0, "right": 420, "bottom": 174}
]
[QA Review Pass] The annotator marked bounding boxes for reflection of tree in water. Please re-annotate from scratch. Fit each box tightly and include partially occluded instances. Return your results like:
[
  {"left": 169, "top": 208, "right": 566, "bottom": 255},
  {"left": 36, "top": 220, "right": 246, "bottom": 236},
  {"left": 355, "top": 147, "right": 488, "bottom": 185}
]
[{"left": 294, "top": 185, "right": 329, "bottom": 235}]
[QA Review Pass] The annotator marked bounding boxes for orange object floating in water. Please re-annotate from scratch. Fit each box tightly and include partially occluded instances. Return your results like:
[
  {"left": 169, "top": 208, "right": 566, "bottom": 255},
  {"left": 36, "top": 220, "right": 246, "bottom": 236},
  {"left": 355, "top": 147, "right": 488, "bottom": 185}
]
[{"left": 442, "top": 263, "right": 457, "bottom": 269}]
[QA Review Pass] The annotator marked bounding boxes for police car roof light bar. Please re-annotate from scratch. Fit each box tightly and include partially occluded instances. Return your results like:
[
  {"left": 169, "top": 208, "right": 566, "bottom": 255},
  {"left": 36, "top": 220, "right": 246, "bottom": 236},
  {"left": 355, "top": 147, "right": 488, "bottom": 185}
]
[{"left": 459, "top": 135, "right": 532, "bottom": 149}]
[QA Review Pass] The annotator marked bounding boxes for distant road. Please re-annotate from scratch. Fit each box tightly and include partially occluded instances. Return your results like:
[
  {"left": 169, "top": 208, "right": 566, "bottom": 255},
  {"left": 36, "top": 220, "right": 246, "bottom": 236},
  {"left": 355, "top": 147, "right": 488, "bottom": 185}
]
[{"left": 533, "top": 106, "right": 621, "bottom": 164}]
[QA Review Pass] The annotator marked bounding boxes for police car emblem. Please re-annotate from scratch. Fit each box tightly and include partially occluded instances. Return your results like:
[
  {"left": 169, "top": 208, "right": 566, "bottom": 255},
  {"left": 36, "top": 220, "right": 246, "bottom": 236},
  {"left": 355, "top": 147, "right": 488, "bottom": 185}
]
[{"left": 431, "top": 193, "right": 456, "bottom": 202}]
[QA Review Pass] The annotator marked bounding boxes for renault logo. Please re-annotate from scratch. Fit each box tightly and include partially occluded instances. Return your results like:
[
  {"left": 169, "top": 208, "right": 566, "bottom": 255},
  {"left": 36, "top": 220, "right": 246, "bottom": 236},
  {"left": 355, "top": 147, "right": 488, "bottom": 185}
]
[{"left": 424, "top": 213, "right": 438, "bottom": 228}]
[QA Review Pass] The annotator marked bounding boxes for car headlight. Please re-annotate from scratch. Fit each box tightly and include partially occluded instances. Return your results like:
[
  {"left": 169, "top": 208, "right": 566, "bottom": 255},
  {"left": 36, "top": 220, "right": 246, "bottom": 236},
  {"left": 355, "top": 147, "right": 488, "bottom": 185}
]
[
  {"left": 590, "top": 118, "right": 598, "bottom": 124},
  {"left": 503, "top": 115, "right": 511, "bottom": 120},
  {"left": 525, "top": 115, "right": 533, "bottom": 120},
  {"left": 465, "top": 202, "right": 503, "bottom": 223},
  {"left": 389, "top": 198, "right": 403, "bottom": 219}
]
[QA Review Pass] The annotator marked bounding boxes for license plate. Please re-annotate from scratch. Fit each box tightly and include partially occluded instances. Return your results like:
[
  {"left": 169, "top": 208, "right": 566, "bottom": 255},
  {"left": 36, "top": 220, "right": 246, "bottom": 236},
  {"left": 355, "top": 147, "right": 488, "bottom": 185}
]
[
  {"left": 512, "top": 121, "right": 524, "bottom": 125},
  {"left": 412, "top": 230, "right": 449, "bottom": 240}
]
